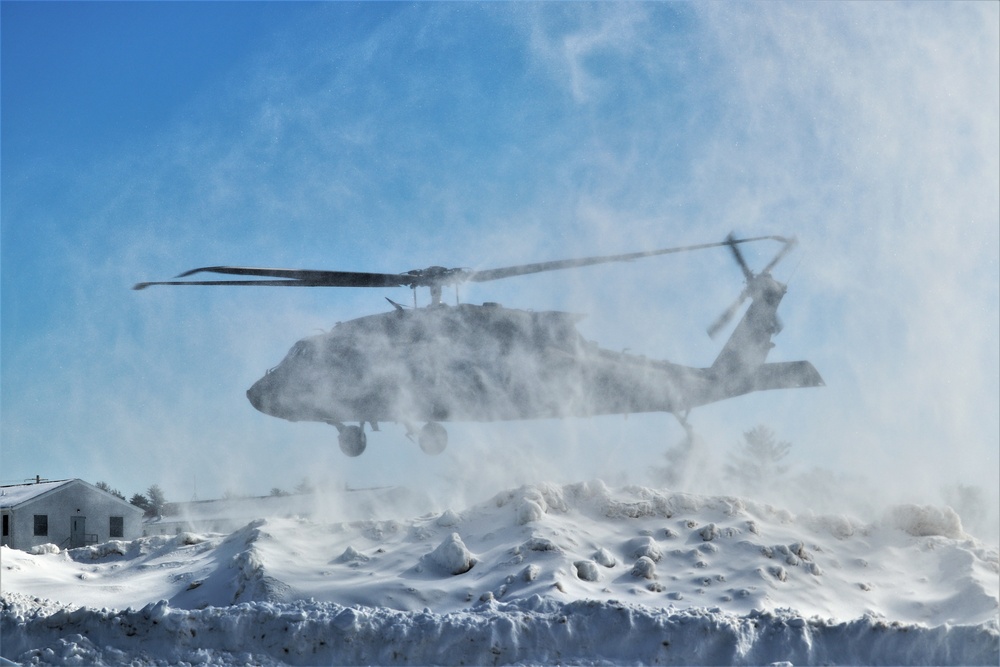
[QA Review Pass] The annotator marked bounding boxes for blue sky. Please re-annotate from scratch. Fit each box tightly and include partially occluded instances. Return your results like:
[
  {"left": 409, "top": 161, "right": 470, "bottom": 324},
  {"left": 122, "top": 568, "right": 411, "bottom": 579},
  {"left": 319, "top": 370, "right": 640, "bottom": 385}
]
[{"left": 2, "top": 3, "right": 997, "bottom": 519}]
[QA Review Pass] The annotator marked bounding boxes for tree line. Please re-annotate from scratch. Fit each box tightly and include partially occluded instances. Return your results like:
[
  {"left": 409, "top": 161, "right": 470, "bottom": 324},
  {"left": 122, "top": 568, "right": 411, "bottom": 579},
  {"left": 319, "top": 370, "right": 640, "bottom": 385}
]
[{"left": 95, "top": 482, "right": 166, "bottom": 518}]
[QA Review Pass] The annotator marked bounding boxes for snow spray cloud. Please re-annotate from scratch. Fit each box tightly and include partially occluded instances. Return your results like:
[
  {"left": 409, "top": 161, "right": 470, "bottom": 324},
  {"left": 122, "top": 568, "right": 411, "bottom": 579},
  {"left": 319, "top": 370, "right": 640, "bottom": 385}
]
[
  {"left": 3, "top": 4, "right": 996, "bottom": 539},
  {"left": 451, "top": 2, "right": 1000, "bottom": 539},
  {"left": 683, "top": 4, "right": 1000, "bottom": 539}
]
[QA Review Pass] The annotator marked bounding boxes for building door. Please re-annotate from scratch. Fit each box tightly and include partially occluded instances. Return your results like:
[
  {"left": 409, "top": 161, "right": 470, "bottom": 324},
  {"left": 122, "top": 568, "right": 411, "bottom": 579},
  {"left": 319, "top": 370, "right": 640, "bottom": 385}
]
[{"left": 70, "top": 516, "right": 86, "bottom": 548}]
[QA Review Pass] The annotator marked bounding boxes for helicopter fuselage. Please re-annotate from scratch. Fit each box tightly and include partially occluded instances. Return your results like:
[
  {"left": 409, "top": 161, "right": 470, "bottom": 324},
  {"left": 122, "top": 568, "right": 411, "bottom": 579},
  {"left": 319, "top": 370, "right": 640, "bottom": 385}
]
[{"left": 246, "top": 302, "right": 724, "bottom": 427}]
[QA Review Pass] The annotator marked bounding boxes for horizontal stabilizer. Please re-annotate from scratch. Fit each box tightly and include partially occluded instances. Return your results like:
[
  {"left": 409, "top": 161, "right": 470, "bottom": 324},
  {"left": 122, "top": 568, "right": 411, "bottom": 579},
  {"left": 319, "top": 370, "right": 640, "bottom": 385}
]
[{"left": 749, "top": 361, "right": 825, "bottom": 392}]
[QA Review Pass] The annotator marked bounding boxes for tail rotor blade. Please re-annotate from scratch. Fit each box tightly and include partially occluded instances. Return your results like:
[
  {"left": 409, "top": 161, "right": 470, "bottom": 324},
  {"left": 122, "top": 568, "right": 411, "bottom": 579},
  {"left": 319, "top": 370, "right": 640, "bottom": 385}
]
[
  {"left": 707, "top": 290, "right": 748, "bottom": 338},
  {"left": 725, "top": 233, "right": 755, "bottom": 282},
  {"left": 760, "top": 236, "right": 798, "bottom": 275}
]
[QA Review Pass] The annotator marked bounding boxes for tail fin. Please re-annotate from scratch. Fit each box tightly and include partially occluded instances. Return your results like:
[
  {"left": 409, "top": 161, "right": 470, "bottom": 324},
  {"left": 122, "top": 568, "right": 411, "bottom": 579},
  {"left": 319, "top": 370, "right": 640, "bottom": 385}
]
[
  {"left": 696, "top": 236, "right": 823, "bottom": 405},
  {"left": 710, "top": 272, "right": 786, "bottom": 377},
  {"left": 703, "top": 273, "right": 824, "bottom": 402}
]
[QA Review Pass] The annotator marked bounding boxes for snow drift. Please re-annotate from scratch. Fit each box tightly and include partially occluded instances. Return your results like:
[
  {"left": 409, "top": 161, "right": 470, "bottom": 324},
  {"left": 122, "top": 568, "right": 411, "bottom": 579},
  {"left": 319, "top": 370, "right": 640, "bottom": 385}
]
[{"left": 2, "top": 481, "right": 998, "bottom": 665}]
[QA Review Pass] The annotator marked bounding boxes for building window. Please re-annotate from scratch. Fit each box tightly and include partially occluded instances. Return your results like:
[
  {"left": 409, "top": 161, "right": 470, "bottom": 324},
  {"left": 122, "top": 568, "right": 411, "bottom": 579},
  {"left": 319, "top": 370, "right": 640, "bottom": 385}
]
[
  {"left": 33, "top": 514, "right": 48, "bottom": 536},
  {"left": 110, "top": 516, "right": 124, "bottom": 538},
  {"left": 2, "top": 514, "right": 8, "bottom": 537}
]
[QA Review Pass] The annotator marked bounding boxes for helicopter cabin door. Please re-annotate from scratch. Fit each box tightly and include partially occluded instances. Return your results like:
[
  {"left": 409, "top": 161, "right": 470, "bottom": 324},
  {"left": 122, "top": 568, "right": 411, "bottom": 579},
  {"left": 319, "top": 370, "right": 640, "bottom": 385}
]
[{"left": 70, "top": 516, "right": 86, "bottom": 548}]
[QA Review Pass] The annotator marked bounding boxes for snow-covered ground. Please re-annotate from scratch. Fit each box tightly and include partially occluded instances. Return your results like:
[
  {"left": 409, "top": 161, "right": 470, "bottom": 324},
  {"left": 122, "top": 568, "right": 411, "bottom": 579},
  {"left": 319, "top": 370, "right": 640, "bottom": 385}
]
[{"left": 2, "top": 481, "right": 998, "bottom": 665}]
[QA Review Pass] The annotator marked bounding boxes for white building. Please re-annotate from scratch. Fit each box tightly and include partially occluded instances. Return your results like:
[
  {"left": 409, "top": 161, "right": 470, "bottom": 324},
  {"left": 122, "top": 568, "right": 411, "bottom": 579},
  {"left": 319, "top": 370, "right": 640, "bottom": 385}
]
[{"left": 0, "top": 478, "right": 145, "bottom": 551}]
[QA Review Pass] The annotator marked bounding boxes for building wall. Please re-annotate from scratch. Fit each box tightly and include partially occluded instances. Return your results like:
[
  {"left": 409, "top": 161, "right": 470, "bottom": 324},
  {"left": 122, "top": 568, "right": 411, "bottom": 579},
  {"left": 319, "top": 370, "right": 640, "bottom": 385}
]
[{"left": 2, "top": 481, "right": 144, "bottom": 551}]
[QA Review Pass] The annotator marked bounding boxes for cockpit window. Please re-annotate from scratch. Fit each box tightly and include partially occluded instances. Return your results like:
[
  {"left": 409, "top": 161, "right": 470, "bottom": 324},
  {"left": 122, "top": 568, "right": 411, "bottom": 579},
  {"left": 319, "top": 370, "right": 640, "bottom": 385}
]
[{"left": 286, "top": 341, "right": 314, "bottom": 362}]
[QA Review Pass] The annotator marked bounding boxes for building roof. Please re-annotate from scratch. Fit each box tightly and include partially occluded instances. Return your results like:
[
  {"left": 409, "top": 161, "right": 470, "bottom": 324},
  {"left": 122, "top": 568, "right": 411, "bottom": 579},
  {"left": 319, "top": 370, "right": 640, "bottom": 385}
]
[
  {"left": 0, "top": 479, "right": 143, "bottom": 514},
  {"left": 0, "top": 479, "right": 74, "bottom": 509}
]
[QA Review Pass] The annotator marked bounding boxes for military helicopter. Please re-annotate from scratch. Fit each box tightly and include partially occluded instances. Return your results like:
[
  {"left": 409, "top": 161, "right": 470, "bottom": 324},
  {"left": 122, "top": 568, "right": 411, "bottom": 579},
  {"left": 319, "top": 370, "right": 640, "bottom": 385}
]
[{"left": 134, "top": 234, "right": 823, "bottom": 457}]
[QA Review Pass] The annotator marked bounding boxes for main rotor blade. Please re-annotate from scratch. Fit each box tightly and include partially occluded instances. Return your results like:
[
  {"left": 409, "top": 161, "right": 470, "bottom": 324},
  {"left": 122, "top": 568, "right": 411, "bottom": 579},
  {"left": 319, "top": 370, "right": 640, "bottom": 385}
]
[
  {"left": 466, "top": 235, "right": 786, "bottom": 284},
  {"left": 176, "top": 266, "right": 412, "bottom": 287},
  {"left": 133, "top": 267, "right": 411, "bottom": 291},
  {"left": 133, "top": 279, "right": 394, "bottom": 290},
  {"left": 133, "top": 235, "right": 792, "bottom": 292}
]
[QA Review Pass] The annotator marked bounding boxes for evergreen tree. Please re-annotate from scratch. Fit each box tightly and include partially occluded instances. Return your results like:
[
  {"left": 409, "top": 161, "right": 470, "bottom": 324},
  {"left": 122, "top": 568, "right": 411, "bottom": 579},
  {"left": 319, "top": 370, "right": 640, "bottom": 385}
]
[
  {"left": 130, "top": 493, "right": 151, "bottom": 513},
  {"left": 147, "top": 484, "right": 167, "bottom": 517},
  {"left": 95, "top": 481, "right": 126, "bottom": 500},
  {"left": 725, "top": 425, "right": 791, "bottom": 495}
]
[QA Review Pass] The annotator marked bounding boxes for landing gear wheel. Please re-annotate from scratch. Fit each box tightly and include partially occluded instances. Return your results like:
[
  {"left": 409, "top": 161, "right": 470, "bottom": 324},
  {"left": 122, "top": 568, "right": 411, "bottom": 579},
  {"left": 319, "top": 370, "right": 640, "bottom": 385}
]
[
  {"left": 338, "top": 425, "right": 367, "bottom": 457},
  {"left": 418, "top": 422, "right": 448, "bottom": 455}
]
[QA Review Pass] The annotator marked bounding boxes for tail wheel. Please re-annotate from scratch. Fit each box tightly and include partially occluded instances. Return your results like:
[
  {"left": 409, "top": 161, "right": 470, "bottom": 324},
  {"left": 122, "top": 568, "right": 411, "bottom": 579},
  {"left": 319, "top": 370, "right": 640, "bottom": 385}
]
[
  {"left": 418, "top": 422, "right": 447, "bottom": 455},
  {"left": 338, "top": 425, "right": 367, "bottom": 457}
]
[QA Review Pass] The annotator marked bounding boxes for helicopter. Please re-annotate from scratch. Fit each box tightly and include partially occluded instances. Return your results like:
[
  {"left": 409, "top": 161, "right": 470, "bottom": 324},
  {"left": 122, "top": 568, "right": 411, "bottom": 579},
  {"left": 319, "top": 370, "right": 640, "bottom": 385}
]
[{"left": 134, "top": 234, "right": 823, "bottom": 457}]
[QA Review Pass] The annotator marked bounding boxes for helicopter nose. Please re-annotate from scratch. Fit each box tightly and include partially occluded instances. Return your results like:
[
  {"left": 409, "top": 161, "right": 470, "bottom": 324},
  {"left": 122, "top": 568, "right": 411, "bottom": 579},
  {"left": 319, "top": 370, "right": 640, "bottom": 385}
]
[
  {"left": 247, "top": 384, "right": 262, "bottom": 412},
  {"left": 247, "top": 375, "right": 272, "bottom": 415}
]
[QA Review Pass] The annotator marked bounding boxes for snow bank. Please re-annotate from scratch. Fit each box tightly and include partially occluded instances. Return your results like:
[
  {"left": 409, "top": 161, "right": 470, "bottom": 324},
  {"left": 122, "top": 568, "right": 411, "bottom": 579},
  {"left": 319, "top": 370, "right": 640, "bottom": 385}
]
[
  {"left": 885, "top": 504, "right": 965, "bottom": 539},
  {"left": 2, "top": 593, "right": 996, "bottom": 666},
  {"left": 2, "top": 481, "right": 998, "bottom": 665},
  {"left": 28, "top": 544, "right": 60, "bottom": 556}
]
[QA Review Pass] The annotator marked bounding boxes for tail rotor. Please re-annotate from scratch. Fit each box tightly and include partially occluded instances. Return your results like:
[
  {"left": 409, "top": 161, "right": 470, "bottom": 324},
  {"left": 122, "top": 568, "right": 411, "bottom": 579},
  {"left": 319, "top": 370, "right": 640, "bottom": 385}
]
[{"left": 706, "top": 233, "right": 797, "bottom": 339}]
